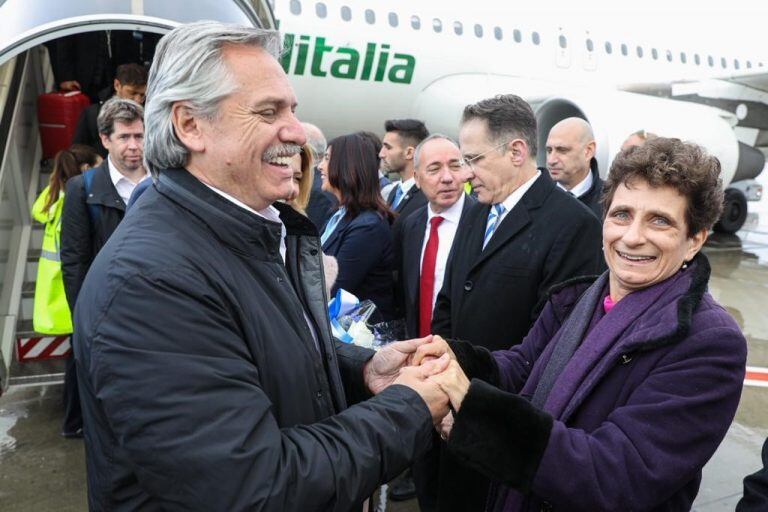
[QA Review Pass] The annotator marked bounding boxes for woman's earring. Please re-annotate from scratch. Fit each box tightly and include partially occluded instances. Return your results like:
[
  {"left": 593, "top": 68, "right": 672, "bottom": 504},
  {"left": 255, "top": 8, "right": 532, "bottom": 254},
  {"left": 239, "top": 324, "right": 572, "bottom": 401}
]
[{"left": 682, "top": 261, "right": 689, "bottom": 270}]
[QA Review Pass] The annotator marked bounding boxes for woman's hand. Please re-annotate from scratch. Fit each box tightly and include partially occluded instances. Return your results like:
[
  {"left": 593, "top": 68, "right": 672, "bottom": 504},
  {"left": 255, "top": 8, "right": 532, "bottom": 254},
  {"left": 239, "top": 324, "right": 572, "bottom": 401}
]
[
  {"left": 410, "top": 335, "right": 456, "bottom": 366},
  {"left": 437, "top": 412, "right": 454, "bottom": 441},
  {"left": 428, "top": 359, "right": 470, "bottom": 412}
]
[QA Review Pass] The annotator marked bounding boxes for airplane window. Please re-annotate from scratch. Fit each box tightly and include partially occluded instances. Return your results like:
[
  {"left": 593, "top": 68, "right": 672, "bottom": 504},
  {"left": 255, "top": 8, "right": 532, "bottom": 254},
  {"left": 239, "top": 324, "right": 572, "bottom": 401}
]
[
  {"left": 721, "top": 57, "right": 727, "bottom": 68},
  {"left": 411, "top": 15, "right": 421, "bottom": 30},
  {"left": 734, "top": 59, "right": 740, "bottom": 70},
  {"left": 454, "top": 21, "right": 463, "bottom": 35},
  {"left": 365, "top": 9, "right": 375, "bottom": 24},
  {"left": 680, "top": 52, "right": 687, "bottom": 64},
  {"left": 341, "top": 5, "right": 351, "bottom": 21},
  {"left": 514, "top": 29, "right": 522, "bottom": 43},
  {"left": 636, "top": 46, "right": 643, "bottom": 58},
  {"left": 651, "top": 48, "right": 659, "bottom": 60},
  {"left": 760, "top": 62, "right": 764, "bottom": 68},
  {"left": 666, "top": 50, "right": 673, "bottom": 62},
  {"left": 708, "top": 55, "right": 714, "bottom": 67},
  {"left": 494, "top": 27, "right": 503, "bottom": 40},
  {"left": 433, "top": 18, "right": 443, "bottom": 33},
  {"left": 474, "top": 24, "right": 483, "bottom": 38},
  {"left": 747, "top": 60, "right": 752, "bottom": 69},
  {"left": 532, "top": 32, "right": 541, "bottom": 45},
  {"left": 388, "top": 12, "right": 399, "bottom": 27},
  {"left": 290, "top": 0, "right": 301, "bottom": 15},
  {"left": 586, "top": 39, "right": 594, "bottom": 52},
  {"left": 694, "top": 54, "right": 701, "bottom": 65},
  {"left": 620, "top": 44, "right": 628, "bottom": 56},
  {"left": 604, "top": 41, "right": 613, "bottom": 54},
  {"left": 559, "top": 35, "right": 567, "bottom": 49},
  {"left": 315, "top": 2, "right": 327, "bottom": 18}
]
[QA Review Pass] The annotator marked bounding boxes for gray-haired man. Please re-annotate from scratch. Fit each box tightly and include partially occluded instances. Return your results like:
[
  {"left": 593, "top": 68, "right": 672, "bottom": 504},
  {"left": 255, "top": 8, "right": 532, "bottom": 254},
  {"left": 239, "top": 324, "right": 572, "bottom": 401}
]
[{"left": 72, "top": 21, "right": 450, "bottom": 511}]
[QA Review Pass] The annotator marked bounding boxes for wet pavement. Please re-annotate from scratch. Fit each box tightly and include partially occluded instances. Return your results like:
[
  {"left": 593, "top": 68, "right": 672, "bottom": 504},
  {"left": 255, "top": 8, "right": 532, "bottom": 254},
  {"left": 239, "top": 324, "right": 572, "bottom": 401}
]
[{"left": 3, "top": 198, "right": 768, "bottom": 511}]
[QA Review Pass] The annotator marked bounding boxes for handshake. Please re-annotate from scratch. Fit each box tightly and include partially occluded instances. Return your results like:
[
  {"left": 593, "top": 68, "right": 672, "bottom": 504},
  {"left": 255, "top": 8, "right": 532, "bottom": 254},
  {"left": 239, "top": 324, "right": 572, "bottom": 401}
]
[{"left": 363, "top": 335, "right": 470, "bottom": 437}]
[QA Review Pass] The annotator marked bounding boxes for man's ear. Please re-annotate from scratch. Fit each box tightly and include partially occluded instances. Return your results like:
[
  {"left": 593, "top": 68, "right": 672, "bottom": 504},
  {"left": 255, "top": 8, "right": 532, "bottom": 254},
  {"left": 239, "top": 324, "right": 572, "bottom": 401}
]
[
  {"left": 585, "top": 140, "right": 596, "bottom": 160},
  {"left": 99, "top": 132, "right": 111, "bottom": 151},
  {"left": 405, "top": 145, "right": 416, "bottom": 161},
  {"left": 509, "top": 139, "right": 529, "bottom": 166},
  {"left": 171, "top": 102, "right": 205, "bottom": 153},
  {"left": 113, "top": 78, "right": 121, "bottom": 95}
]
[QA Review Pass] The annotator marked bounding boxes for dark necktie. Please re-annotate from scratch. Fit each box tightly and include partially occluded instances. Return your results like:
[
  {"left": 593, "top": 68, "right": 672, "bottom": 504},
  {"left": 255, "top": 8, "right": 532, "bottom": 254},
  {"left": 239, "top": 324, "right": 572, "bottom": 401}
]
[{"left": 419, "top": 216, "right": 444, "bottom": 337}]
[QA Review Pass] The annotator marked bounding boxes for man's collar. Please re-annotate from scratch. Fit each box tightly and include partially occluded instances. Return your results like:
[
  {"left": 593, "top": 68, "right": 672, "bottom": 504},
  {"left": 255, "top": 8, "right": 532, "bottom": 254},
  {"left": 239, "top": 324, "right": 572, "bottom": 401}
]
[
  {"left": 498, "top": 170, "right": 541, "bottom": 209},
  {"left": 203, "top": 183, "right": 281, "bottom": 222},
  {"left": 107, "top": 156, "right": 149, "bottom": 186},
  {"left": 428, "top": 192, "right": 465, "bottom": 223},
  {"left": 400, "top": 176, "right": 416, "bottom": 193},
  {"left": 564, "top": 169, "right": 594, "bottom": 198}
]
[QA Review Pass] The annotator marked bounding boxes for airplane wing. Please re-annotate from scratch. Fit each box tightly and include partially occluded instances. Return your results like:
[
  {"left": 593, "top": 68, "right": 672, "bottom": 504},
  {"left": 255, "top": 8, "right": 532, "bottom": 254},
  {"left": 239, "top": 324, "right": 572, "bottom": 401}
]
[{"left": 621, "top": 71, "right": 768, "bottom": 158}]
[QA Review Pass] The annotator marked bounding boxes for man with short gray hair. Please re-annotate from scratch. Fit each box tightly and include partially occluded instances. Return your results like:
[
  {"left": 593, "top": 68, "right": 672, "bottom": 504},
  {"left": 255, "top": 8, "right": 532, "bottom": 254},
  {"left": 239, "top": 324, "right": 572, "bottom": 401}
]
[
  {"left": 430, "top": 94, "right": 603, "bottom": 511},
  {"left": 72, "top": 21, "right": 450, "bottom": 511},
  {"left": 60, "top": 96, "right": 147, "bottom": 439}
]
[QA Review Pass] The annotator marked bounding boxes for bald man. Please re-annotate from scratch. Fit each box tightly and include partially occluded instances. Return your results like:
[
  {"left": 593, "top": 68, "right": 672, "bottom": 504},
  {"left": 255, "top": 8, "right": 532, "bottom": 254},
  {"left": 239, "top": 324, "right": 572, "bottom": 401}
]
[{"left": 545, "top": 117, "right": 603, "bottom": 218}]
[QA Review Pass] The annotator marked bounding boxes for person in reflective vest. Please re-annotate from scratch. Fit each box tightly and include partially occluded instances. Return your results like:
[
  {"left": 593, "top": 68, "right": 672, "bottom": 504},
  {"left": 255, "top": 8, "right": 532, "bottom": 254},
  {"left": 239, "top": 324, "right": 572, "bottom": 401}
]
[{"left": 31, "top": 144, "right": 101, "bottom": 334}]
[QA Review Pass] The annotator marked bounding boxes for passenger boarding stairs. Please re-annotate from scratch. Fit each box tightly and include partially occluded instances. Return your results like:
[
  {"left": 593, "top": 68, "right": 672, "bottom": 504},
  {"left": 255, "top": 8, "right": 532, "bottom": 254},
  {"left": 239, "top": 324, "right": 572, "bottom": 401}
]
[{"left": 0, "top": 46, "right": 66, "bottom": 395}]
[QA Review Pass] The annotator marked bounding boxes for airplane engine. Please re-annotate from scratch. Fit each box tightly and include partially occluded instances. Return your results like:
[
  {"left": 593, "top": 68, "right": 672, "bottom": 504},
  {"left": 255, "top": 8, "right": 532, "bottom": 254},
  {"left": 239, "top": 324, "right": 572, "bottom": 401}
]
[{"left": 415, "top": 75, "right": 763, "bottom": 233}]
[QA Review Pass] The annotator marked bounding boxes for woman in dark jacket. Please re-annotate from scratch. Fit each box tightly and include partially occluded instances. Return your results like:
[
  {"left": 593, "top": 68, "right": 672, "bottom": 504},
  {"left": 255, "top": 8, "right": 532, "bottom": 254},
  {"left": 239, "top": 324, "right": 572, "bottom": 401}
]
[
  {"left": 416, "top": 138, "right": 747, "bottom": 511},
  {"left": 318, "top": 133, "right": 396, "bottom": 320}
]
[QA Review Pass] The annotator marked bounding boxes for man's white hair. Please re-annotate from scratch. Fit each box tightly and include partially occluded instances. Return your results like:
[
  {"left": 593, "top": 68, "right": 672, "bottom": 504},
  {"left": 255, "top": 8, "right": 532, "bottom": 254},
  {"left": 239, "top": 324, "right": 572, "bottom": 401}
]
[
  {"left": 143, "top": 21, "right": 281, "bottom": 176},
  {"left": 413, "top": 134, "right": 459, "bottom": 169}
]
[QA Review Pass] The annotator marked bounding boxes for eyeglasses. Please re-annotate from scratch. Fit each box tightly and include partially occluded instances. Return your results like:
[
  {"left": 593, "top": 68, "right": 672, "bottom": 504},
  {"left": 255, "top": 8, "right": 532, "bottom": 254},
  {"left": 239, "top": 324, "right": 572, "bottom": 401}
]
[{"left": 460, "top": 139, "right": 516, "bottom": 170}]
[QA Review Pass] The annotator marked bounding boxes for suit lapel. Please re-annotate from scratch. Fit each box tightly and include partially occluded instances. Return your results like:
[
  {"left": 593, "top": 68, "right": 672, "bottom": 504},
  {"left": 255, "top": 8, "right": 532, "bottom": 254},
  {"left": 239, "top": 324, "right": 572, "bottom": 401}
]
[
  {"left": 321, "top": 214, "right": 350, "bottom": 252},
  {"left": 470, "top": 173, "right": 551, "bottom": 270},
  {"left": 404, "top": 209, "right": 427, "bottom": 308}
]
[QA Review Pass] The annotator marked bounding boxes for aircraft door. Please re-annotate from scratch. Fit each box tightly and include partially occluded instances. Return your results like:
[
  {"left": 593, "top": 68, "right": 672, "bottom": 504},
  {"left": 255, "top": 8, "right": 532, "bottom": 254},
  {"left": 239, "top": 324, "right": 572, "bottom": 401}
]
[{"left": 0, "top": 0, "right": 276, "bottom": 67}]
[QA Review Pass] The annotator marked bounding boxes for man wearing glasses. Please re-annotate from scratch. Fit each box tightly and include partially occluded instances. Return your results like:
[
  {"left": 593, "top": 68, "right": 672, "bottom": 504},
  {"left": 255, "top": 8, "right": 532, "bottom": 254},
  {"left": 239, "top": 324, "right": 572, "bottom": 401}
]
[{"left": 429, "top": 95, "right": 604, "bottom": 511}]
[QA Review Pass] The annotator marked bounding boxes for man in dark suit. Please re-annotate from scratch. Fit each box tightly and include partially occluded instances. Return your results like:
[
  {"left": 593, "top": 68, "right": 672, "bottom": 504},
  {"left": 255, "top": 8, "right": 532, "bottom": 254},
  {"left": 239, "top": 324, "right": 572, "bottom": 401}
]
[
  {"left": 395, "top": 135, "right": 474, "bottom": 511},
  {"left": 381, "top": 119, "right": 429, "bottom": 235},
  {"left": 302, "top": 122, "right": 338, "bottom": 230},
  {"left": 545, "top": 117, "right": 604, "bottom": 218},
  {"left": 60, "top": 97, "right": 148, "bottom": 438},
  {"left": 72, "top": 63, "right": 148, "bottom": 158},
  {"left": 430, "top": 94, "right": 603, "bottom": 512}
]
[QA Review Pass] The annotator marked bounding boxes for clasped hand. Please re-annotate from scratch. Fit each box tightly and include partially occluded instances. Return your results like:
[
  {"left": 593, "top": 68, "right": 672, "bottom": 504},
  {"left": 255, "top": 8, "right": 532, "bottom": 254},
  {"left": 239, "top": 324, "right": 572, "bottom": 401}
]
[{"left": 363, "top": 335, "right": 469, "bottom": 434}]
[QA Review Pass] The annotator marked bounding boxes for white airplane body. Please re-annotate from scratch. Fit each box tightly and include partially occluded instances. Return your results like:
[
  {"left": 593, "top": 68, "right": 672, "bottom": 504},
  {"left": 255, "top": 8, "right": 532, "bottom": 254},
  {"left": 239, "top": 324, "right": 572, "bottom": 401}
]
[{"left": 274, "top": 0, "right": 768, "bottom": 205}]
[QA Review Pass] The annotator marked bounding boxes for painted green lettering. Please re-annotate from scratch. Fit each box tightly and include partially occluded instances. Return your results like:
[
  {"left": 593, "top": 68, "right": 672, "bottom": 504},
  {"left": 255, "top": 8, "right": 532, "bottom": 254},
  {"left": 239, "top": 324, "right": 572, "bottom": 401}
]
[
  {"left": 311, "top": 37, "right": 333, "bottom": 77},
  {"left": 330, "top": 47, "right": 360, "bottom": 79},
  {"left": 295, "top": 35, "right": 311, "bottom": 75},
  {"left": 360, "top": 43, "right": 377, "bottom": 81},
  {"left": 388, "top": 54, "right": 416, "bottom": 84},
  {"left": 280, "top": 33, "right": 295, "bottom": 73},
  {"left": 374, "top": 44, "right": 390, "bottom": 82}
]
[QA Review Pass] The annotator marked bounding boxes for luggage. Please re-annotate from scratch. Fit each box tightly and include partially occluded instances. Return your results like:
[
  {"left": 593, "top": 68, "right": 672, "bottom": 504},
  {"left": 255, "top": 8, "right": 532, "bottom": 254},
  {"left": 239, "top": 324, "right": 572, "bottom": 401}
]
[{"left": 37, "top": 91, "right": 90, "bottom": 159}]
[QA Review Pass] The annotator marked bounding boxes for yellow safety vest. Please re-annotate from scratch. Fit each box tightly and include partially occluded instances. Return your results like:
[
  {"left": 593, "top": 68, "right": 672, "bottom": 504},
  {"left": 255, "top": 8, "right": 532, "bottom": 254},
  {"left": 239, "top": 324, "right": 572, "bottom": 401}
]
[{"left": 31, "top": 186, "right": 72, "bottom": 335}]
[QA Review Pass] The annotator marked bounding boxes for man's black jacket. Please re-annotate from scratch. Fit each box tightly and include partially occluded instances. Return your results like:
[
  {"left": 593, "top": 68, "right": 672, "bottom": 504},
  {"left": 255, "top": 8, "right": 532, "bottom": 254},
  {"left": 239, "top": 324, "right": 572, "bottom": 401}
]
[{"left": 73, "top": 168, "right": 433, "bottom": 511}]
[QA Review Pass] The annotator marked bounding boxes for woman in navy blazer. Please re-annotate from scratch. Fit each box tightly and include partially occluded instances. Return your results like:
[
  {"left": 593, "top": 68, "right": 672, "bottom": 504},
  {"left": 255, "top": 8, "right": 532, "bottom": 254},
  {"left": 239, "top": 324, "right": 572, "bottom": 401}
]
[{"left": 319, "top": 133, "right": 396, "bottom": 320}]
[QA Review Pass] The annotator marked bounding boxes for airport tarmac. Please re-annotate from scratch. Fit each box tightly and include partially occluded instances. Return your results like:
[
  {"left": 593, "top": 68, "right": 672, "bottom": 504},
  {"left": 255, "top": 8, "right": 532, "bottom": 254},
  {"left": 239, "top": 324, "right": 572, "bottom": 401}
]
[{"left": 2, "top": 200, "right": 768, "bottom": 511}]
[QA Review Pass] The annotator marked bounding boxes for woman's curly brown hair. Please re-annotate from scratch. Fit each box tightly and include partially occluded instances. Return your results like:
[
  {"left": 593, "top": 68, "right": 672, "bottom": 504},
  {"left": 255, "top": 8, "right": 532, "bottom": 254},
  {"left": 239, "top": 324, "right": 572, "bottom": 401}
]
[{"left": 601, "top": 137, "right": 724, "bottom": 236}]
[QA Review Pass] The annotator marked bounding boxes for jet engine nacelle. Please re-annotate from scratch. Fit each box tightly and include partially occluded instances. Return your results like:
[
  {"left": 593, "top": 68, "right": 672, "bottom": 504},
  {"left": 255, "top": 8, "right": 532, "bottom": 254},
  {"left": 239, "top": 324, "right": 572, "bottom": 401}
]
[{"left": 532, "top": 90, "right": 740, "bottom": 185}]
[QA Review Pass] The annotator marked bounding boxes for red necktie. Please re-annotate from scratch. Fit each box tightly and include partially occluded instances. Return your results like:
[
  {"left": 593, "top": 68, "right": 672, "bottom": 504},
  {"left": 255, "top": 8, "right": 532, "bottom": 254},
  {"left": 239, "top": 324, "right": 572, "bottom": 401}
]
[{"left": 419, "top": 216, "right": 444, "bottom": 338}]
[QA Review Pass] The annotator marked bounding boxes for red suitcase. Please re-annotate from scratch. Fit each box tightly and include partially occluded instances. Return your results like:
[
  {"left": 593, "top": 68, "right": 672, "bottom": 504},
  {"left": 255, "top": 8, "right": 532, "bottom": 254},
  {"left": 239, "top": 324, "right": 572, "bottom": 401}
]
[{"left": 37, "top": 91, "right": 91, "bottom": 159}]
